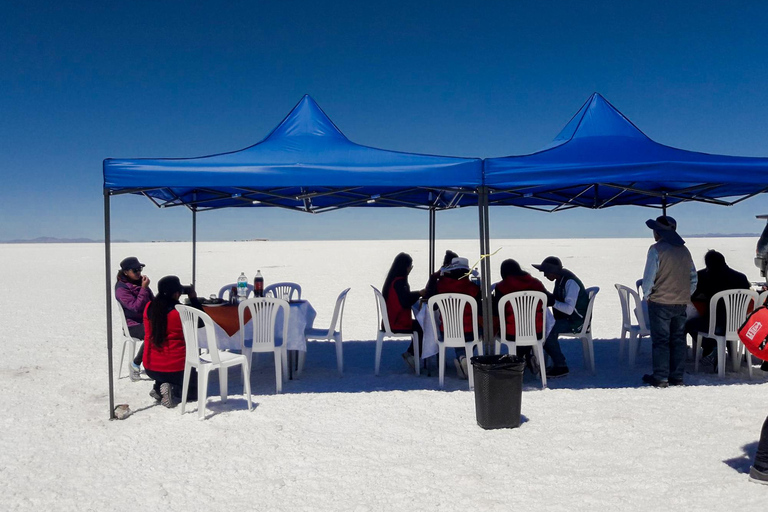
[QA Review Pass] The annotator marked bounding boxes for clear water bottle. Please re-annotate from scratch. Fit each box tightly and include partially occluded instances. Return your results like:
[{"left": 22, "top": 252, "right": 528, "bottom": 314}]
[
  {"left": 254, "top": 270, "right": 264, "bottom": 297},
  {"left": 237, "top": 272, "right": 248, "bottom": 302}
]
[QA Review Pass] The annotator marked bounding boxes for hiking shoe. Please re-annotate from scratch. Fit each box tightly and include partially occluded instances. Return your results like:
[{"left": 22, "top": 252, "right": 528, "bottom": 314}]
[
  {"left": 547, "top": 366, "right": 569, "bottom": 378},
  {"left": 700, "top": 353, "right": 717, "bottom": 372},
  {"left": 401, "top": 352, "right": 415, "bottom": 370},
  {"left": 526, "top": 353, "right": 541, "bottom": 377},
  {"left": 129, "top": 362, "right": 141, "bottom": 382},
  {"left": 149, "top": 388, "right": 161, "bottom": 401},
  {"left": 159, "top": 383, "right": 177, "bottom": 408},
  {"left": 454, "top": 357, "right": 468, "bottom": 379},
  {"left": 668, "top": 378, "right": 684, "bottom": 387},
  {"left": 749, "top": 466, "right": 768, "bottom": 485},
  {"left": 642, "top": 374, "right": 669, "bottom": 388}
]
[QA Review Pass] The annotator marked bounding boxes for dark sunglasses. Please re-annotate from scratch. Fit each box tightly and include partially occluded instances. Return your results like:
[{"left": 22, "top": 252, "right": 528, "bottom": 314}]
[{"left": 129, "top": 268, "right": 143, "bottom": 273}]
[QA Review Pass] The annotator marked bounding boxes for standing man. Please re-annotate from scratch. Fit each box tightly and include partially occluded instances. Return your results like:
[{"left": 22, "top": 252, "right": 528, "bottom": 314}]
[
  {"left": 532, "top": 256, "right": 590, "bottom": 377},
  {"left": 642, "top": 216, "right": 697, "bottom": 387}
]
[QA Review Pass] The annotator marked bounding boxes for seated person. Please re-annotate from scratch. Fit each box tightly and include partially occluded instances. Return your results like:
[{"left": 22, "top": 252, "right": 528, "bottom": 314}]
[
  {"left": 685, "top": 250, "right": 750, "bottom": 367},
  {"left": 424, "top": 250, "right": 458, "bottom": 298},
  {"left": 492, "top": 259, "right": 547, "bottom": 369},
  {"left": 143, "top": 276, "right": 203, "bottom": 408},
  {"left": 382, "top": 253, "right": 425, "bottom": 370},
  {"left": 532, "top": 256, "right": 591, "bottom": 378},
  {"left": 114, "top": 256, "right": 153, "bottom": 381},
  {"left": 435, "top": 257, "right": 482, "bottom": 379}
]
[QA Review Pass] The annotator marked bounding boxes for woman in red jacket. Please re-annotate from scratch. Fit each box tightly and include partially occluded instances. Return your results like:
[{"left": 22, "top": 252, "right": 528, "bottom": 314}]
[
  {"left": 382, "top": 253, "right": 425, "bottom": 369},
  {"left": 143, "top": 275, "right": 201, "bottom": 408}
]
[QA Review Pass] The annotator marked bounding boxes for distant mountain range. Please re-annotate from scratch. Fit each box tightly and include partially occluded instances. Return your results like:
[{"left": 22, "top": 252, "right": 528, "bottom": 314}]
[{"left": 0, "top": 237, "right": 130, "bottom": 244}]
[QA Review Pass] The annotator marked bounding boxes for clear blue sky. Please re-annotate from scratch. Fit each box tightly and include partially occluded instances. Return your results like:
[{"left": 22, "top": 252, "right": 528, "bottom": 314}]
[{"left": 2, "top": 1, "right": 767, "bottom": 242}]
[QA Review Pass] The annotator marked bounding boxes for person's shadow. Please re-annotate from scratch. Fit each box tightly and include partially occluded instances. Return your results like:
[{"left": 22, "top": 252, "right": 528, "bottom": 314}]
[{"left": 723, "top": 441, "right": 758, "bottom": 474}]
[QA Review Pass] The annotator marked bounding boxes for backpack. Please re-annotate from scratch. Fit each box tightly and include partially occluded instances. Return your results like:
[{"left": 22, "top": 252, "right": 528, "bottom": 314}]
[{"left": 737, "top": 306, "right": 768, "bottom": 360}]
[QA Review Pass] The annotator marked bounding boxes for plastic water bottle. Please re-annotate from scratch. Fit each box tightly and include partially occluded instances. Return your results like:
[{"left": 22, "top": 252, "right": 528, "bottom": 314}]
[
  {"left": 237, "top": 272, "right": 248, "bottom": 302},
  {"left": 254, "top": 270, "right": 264, "bottom": 297}
]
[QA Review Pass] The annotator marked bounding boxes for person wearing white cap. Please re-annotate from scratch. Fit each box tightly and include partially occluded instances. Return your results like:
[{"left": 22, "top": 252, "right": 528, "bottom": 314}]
[{"left": 641, "top": 216, "right": 697, "bottom": 388}]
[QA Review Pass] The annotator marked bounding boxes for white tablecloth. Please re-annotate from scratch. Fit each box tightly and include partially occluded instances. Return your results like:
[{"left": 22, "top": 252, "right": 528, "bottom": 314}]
[{"left": 198, "top": 301, "right": 316, "bottom": 352}]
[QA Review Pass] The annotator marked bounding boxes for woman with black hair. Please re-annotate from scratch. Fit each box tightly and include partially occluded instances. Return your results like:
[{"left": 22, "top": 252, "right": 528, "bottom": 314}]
[
  {"left": 114, "top": 256, "right": 153, "bottom": 381},
  {"left": 382, "top": 253, "right": 425, "bottom": 369},
  {"left": 143, "top": 275, "right": 202, "bottom": 408}
]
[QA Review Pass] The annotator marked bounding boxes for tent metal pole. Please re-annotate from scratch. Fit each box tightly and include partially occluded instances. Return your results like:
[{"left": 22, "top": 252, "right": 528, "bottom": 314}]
[
  {"left": 429, "top": 207, "right": 436, "bottom": 275},
  {"left": 662, "top": 194, "right": 667, "bottom": 216},
  {"left": 104, "top": 189, "right": 116, "bottom": 420},
  {"left": 478, "top": 187, "right": 493, "bottom": 354},
  {"left": 192, "top": 206, "right": 197, "bottom": 287}
]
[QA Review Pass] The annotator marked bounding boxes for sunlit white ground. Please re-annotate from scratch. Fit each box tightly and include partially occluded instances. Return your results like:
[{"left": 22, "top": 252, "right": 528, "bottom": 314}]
[{"left": 1, "top": 238, "right": 766, "bottom": 510}]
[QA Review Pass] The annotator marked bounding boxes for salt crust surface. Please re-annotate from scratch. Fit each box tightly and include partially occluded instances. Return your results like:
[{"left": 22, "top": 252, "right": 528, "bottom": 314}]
[{"left": 0, "top": 238, "right": 765, "bottom": 510}]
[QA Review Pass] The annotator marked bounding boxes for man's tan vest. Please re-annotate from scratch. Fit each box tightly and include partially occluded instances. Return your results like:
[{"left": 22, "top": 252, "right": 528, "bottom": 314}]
[{"left": 648, "top": 241, "right": 694, "bottom": 305}]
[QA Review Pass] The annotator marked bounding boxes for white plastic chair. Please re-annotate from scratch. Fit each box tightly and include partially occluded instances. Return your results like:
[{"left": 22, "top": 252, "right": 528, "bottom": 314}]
[
  {"left": 264, "top": 282, "right": 302, "bottom": 301},
  {"left": 496, "top": 291, "right": 548, "bottom": 389},
  {"left": 428, "top": 293, "right": 484, "bottom": 390},
  {"left": 694, "top": 289, "right": 759, "bottom": 378},
  {"left": 300, "top": 288, "right": 350, "bottom": 376},
  {"left": 175, "top": 305, "right": 253, "bottom": 420},
  {"left": 116, "top": 302, "right": 142, "bottom": 379},
  {"left": 759, "top": 289, "right": 768, "bottom": 307},
  {"left": 559, "top": 287, "right": 599, "bottom": 373},
  {"left": 615, "top": 284, "right": 651, "bottom": 367},
  {"left": 218, "top": 283, "right": 254, "bottom": 300},
  {"left": 239, "top": 297, "right": 290, "bottom": 393},
  {"left": 371, "top": 285, "right": 420, "bottom": 376},
  {"left": 635, "top": 278, "right": 644, "bottom": 298}
]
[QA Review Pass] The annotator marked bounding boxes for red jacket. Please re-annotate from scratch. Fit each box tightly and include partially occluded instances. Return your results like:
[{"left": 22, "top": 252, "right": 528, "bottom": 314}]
[
  {"left": 143, "top": 302, "right": 187, "bottom": 373},
  {"left": 436, "top": 276, "right": 481, "bottom": 333},
  {"left": 494, "top": 274, "right": 546, "bottom": 338},
  {"left": 385, "top": 276, "right": 416, "bottom": 331}
]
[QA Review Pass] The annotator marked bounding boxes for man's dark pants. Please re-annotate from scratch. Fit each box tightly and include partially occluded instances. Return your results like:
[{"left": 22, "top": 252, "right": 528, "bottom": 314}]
[{"left": 648, "top": 301, "right": 688, "bottom": 382}]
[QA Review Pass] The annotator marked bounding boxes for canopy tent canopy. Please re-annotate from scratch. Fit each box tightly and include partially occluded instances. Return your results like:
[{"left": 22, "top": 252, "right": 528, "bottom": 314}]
[
  {"left": 104, "top": 95, "right": 483, "bottom": 213},
  {"left": 484, "top": 93, "right": 768, "bottom": 212}
]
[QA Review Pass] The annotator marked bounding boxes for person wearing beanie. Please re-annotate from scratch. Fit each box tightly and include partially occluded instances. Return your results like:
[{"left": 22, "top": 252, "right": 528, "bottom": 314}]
[
  {"left": 641, "top": 216, "right": 697, "bottom": 388},
  {"left": 143, "top": 275, "right": 203, "bottom": 408}
]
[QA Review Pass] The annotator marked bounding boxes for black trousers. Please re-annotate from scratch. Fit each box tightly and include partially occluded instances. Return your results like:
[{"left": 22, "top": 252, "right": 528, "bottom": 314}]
[
  {"left": 145, "top": 368, "right": 198, "bottom": 401},
  {"left": 127, "top": 324, "right": 145, "bottom": 366},
  {"left": 756, "top": 415, "right": 768, "bottom": 471},
  {"left": 394, "top": 320, "right": 423, "bottom": 356}
]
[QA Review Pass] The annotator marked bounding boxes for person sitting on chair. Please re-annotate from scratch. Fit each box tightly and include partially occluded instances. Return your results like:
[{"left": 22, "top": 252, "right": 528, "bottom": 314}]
[
  {"left": 423, "top": 250, "right": 458, "bottom": 298},
  {"left": 685, "top": 249, "right": 751, "bottom": 369},
  {"left": 532, "top": 256, "right": 590, "bottom": 378},
  {"left": 143, "top": 276, "right": 203, "bottom": 408},
  {"left": 435, "top": 257, "right": 482, "bottom": 379},
  {"left": 492, "top": 259, "right": 548, "bottom": 373},
  {"left": 382, "top": 253, "right": 426, "bottom": 370},
  {"left": 115, "top": 256, "right": 153, "bottom": 381}
]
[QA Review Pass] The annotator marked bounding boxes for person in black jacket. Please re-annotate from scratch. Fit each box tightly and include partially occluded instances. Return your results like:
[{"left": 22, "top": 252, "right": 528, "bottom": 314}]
[{"left": 685, "top": 250, "right": 750, "bottom": 366}]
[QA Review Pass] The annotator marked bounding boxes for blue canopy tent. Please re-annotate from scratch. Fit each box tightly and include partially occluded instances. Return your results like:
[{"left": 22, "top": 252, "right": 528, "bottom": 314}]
[
  {"left": 102, "top": 95, "right": 484, "bottom": 418},
  {"left": 484, "top": 93, "right": 768, "bottom": 212}
]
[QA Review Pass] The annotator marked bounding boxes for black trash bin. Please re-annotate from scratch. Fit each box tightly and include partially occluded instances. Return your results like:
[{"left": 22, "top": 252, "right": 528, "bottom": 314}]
[{"left": 470, "top": 354, "right": 525, "bottom": 429}]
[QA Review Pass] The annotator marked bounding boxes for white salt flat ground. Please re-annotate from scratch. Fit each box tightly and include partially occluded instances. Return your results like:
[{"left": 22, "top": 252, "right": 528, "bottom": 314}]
[{"left": 1, "top": 238, "right": 766, "bottom": 510}]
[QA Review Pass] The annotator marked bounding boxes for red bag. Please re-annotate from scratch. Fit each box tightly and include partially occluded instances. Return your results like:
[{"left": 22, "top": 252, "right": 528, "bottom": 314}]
[{"left": 738, "top": 306, "right": 768, "bottom": 360}]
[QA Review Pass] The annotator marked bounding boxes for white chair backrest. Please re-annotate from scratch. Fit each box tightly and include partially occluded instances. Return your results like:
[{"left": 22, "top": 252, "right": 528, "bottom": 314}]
[
  {"left": 175, "top": 305, "right": 223, "bottom": 365},
  {"left": 218, "top": 283, "right": 254, "bottom": 300},
  {"left": 706, "top": 289, "right": 759, "bottom": 336},
  {"left": 759, "top": 289, "right": 768, "bottom": 307},
  {"left": 635, "top": 278, "right": 644, "bottom": 298},
  {"left": 579, "top": 287, "right": 600, "bottom": 334},
  {"left": 498, "top": 291, "right": 547, "bottom": 344},
  {"left": 371, "top": 285, "right": 395, "bottom": 334},
  {"left": 427, "top": 293, "right": 478, "bottom": 346},
  {"left": 322, "top": 288, "right": 351, "bottom": 337},
  {"left": 116, "top": 301, "right": 133, "bottom": 338},
  {"left": 264, "top": 282, "right": 302, "bottom": 301},
  {"left": 615, "top": 284, "right": 646, "bottom": 330},
  {"left": 238, "top": 297, "right": 290, "bottom": 351}
]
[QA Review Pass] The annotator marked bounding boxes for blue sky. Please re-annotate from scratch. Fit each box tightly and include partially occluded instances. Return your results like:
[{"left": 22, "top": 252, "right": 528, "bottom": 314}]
[{"left": 2, "top": 1, "right": 768, "bottom": 242}]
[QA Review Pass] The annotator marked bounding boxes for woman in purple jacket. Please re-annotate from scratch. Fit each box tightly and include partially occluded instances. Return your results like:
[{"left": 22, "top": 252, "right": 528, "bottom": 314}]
[{"left": 115, "top": 256, "right": 154, "bottom": 381}]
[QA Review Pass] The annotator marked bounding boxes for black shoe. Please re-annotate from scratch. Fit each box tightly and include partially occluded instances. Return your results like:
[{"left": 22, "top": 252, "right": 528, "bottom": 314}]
[
  {"left": 547, "top": 366, "right": 569, "bottom": 378},
  {"left": 642, "top": 374, "right": 669, "bottom": 388},
  {"left": 668, "top": 378, "right": 684, "bottom": 387},
  {"left": 749, "top": 466, "right": 768, "bottom": 485},
  {"left": 761, "top": 361, "right": 768, "bottom": 372}
]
